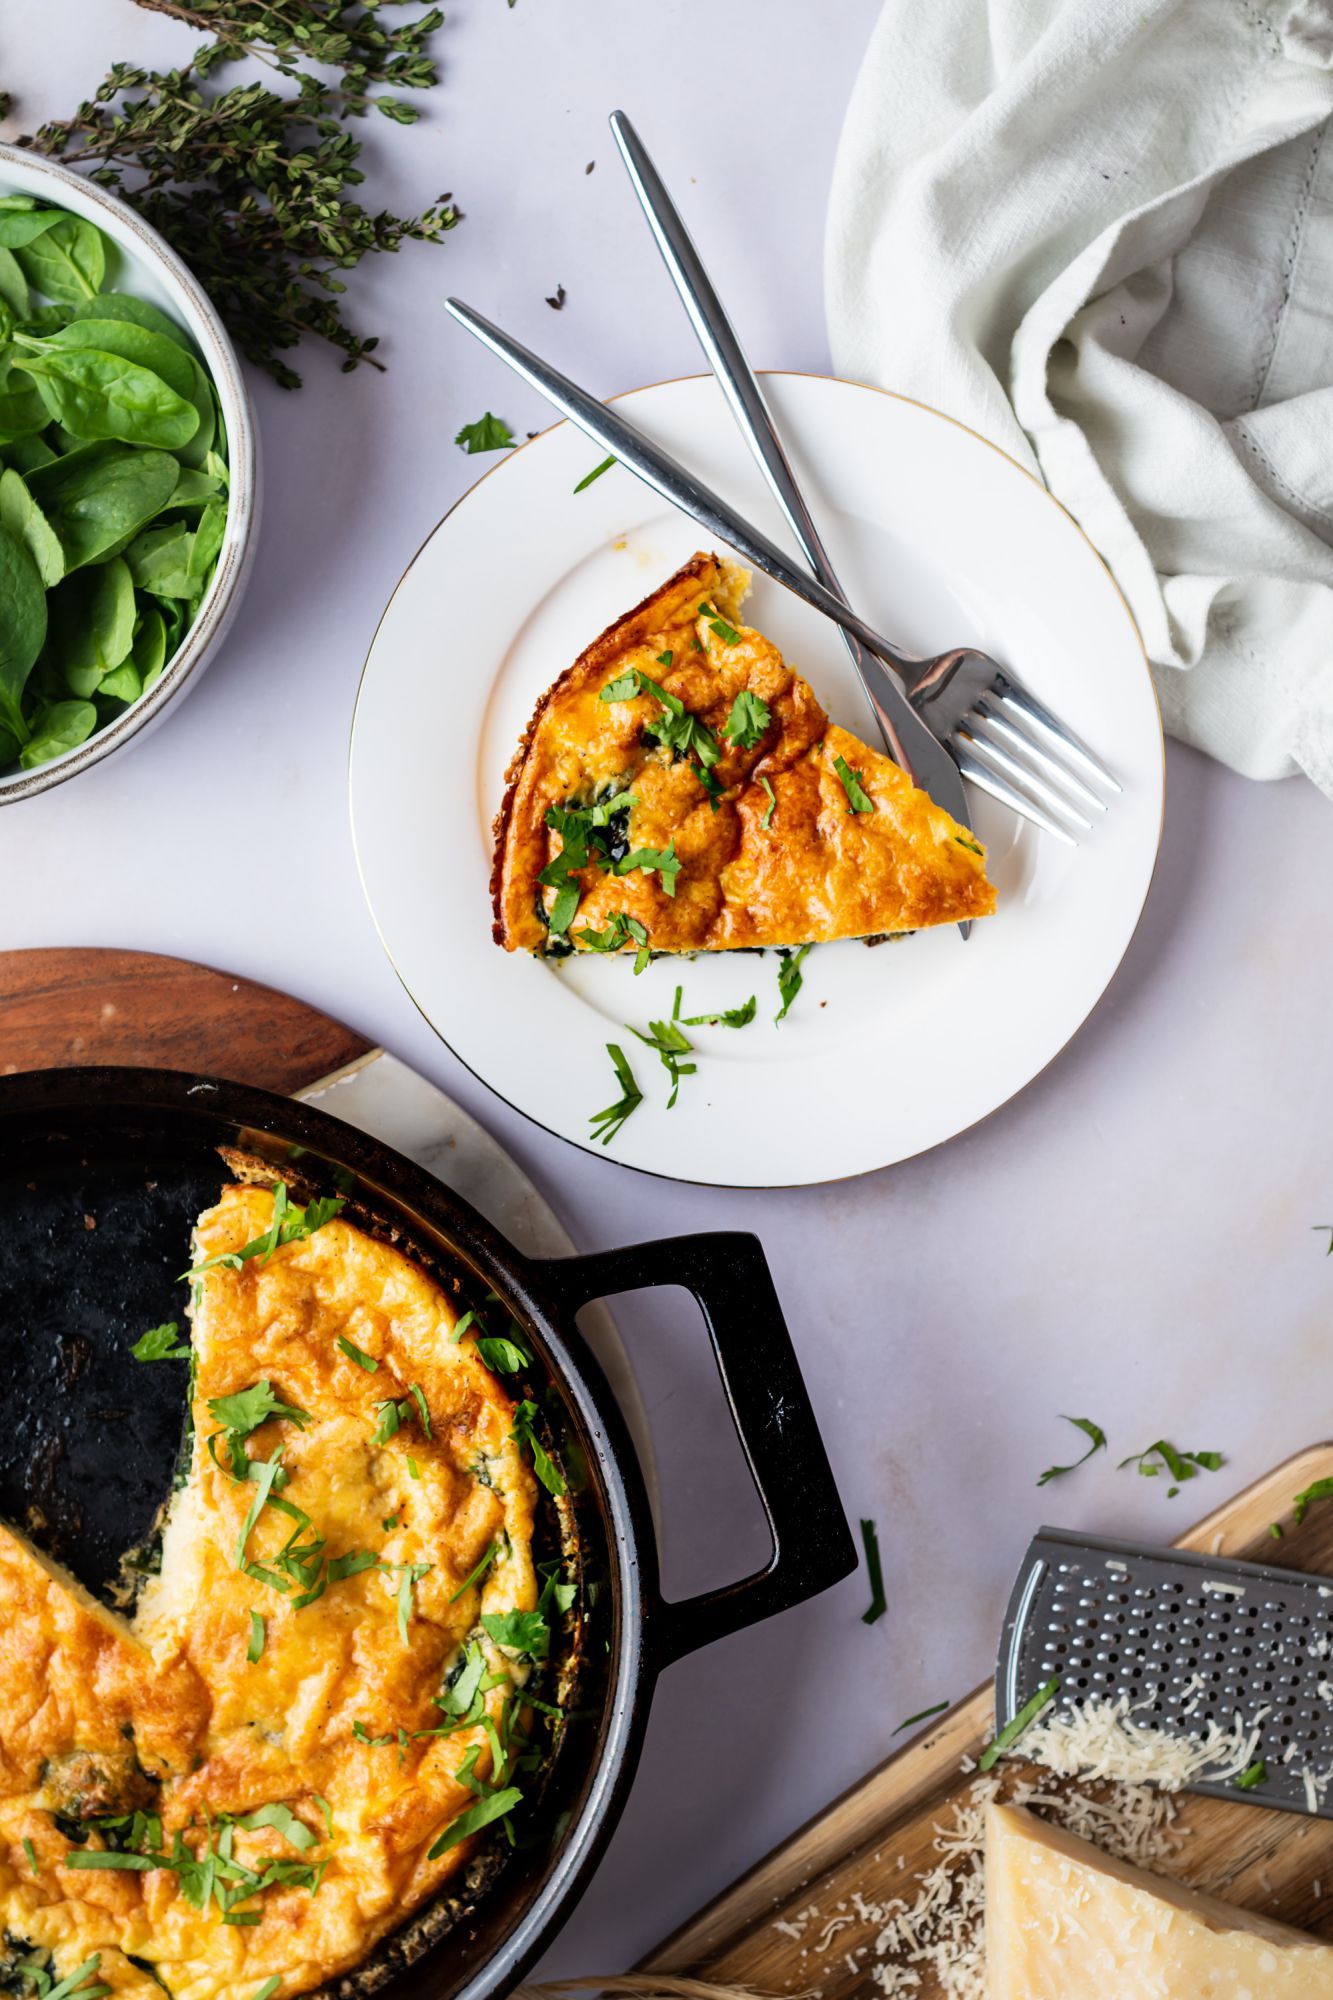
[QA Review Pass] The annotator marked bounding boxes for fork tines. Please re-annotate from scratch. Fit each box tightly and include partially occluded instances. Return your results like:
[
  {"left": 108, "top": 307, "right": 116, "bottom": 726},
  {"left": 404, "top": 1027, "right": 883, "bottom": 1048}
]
[{"left": 955, "top": 673, "right": 1121, "bottom": 847}]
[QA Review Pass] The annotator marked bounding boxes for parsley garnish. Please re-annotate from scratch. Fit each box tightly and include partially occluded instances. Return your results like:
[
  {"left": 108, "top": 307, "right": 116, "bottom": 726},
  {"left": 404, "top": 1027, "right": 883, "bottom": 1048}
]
[
  {"left": 723, "top": 689, "right": 770, "bottom": 749},
  {"left": 247, "top": 1611, "right": 265, "bottom": 1663},
  {"left": 455, "top": 412, "right": 514, "bottom": 454},
  {"left": 611, "top": 842, "right": 680, "bottom": 896},
  {"left": 1118, "top": 1440, "right": 1223, "bottom": 1497},
  {"left": 426, "top": 1786, "right": 524, "bottom": 1861},
  {"left": 589, "top": 1042, "right": 642, "bottom": 1146},
  {"left": 681, "top": 995, "right": 756, "bottom": 1028},
  {"left": 629, "top": 986, "right": 696, "bottom": 1106},
  {"left": 132, "top": 1321, "right": 190, "bottom": 1361},
  {"left": 1037, "top": 1416, "right": 1107, "bottom": 1487},
  {"left": 894, "top": 1701, "right": 950, "bottom": 1733},
  {"left": 698, "top": 599, "right": 741, "bottom": 646},
  {"left": 252, "top": 1981, "right": 280, "bottom": 2000},
  {"left": 573, "top": 454, "right": 615, "bottom": 492},
  {"left": 336, "top": 1334, "right": 378, "bottom": 1371},
  {"left": 574, "top": 910, "right": 649, "bottom": 954},
  {"left": 475, "top": 1335, "right": 530, "bottom": 1375},
  {"left": 833, "top": 754, "right": 873, "bottom": 813},
  {"left": 510, "top": 1398, "right": 566, "bottom": 1496},
  {"left": 860, "top": 1518, "right": 887, "bottom": 1625},
  {"left": 22, "top": 1837, "right": 37, "bottom": 1875},
  {"left": 372, "top": 1383, "right": 432, "bottom": 1445},
  {"left": 1236, "top": 1759, "right": 1267, "bottom": 1790},
  {"left": 955, "top": 833, "right": 984, "bottom": 857},
  {"left": 759, "top": 774, "right": 777, "bottom": 828},
  {"left": 977, "top": 1677, "right": 1060, "bottom": 1772},
  {"left": 598, "top": 666, "right": 721, "bottom": 780},
  {"left": 388, "top": 1560, "right": 432, "bottom": 1642},
  {"left": 775, "top": 943, "right": 812, "bottom": 1023},
  {"left": 1293, "top": 1477, "right": 1333, "bottom": 1526},
  {"left": 656, "top": 650, "right": 673, "bottom": 668},
  {"left": 448, "top": 1541, "right": 500, "bottom": 1604},
  {"left": 208, "top": 1379, "right": 310, "bottom": 1479},
  {"left": 540, "top": 788, "right": 639, "bottom": 934},
  {"left": 482, "top": 1607, "right": 550, "bottom": 1660},
  {"left": 353, "top": 1720, "right": 395, "bottom": 1747},
  {"left": 183, "top": 1183, "right": 344, "bottom": 1283},
  {"left": 21, "top": 1960, "right": 109, "bottom": 2000}
]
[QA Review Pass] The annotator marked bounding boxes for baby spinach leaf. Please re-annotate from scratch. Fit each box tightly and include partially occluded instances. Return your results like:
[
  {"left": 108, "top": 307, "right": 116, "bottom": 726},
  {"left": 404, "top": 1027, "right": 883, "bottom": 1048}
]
[
  {"left": 5, "top": 434, "right": 56, "bottom": 475},
  {"left": 188, "top": 499, "right": 227, "bottom": 581},
  {"left": 72, "top": 292, "right": 191, "bottom": 351},
  {"left": 0, "top": 347, "right": 51, "bottom": 439},
  {"left": 18, "top": 697, "right": 96, "bottom": 769},
  {"left": 53, "top": 559, "right": 136, "bottom": 696},
  {"left": 124, "top": 520, "right": 204, "bottom": 600},
  {"left": 130, "top": 605, "right": 167, "bottom": 694},
  {"left": 12, "top": 342, "right": 199, "bottom": 451},
  {"left": 0, "top": 468, "right": 64, "bottom": 588},
  {"left": 97, "top": 659, "right": 142, "bottom": 706},
  {"left": 0, "top": 522, "right": 48, "bottom": 740},
  {"left": 0, "top": 208, "right": 65, "bottom": 250},
  {"left": 0, "top": 247, "right": 29, "bottom": 321},
  {"left": 28, "top": 444, "right": 180, "bottom": 571},
  {"left": 15, "top": 214, "right": 106, "bottom": 304}
]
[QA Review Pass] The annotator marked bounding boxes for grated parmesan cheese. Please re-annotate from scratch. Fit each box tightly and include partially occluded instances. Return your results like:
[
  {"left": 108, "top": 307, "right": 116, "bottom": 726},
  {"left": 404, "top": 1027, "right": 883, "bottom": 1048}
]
[{"left": 1017, "top": 1691, "right": 1266, "bottom": 1790}]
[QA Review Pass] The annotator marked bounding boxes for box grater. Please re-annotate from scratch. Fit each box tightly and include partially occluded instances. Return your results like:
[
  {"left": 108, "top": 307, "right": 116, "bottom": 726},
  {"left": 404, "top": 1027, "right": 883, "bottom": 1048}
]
[{"left": 996, "top": 1527, "right": 1333, "bottom": 1817}]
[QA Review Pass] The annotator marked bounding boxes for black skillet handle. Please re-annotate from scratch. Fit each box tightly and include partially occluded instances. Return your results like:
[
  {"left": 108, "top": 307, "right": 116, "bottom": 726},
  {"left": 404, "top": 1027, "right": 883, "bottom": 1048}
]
[{"left": 536, "top": 1231, "right": 856, "bottom": 1668}]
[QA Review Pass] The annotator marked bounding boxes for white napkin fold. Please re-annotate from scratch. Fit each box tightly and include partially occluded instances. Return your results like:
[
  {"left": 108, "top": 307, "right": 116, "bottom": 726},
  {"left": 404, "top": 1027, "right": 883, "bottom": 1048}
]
[{"left": 826, "top": 0, "right": 1333, "bottom": 793}]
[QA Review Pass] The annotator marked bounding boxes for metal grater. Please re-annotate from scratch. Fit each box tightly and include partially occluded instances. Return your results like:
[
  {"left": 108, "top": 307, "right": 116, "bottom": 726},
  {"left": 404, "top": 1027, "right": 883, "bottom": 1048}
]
[{"left": 996, "top": 1527, "right": 1333, "bottom": 1818}]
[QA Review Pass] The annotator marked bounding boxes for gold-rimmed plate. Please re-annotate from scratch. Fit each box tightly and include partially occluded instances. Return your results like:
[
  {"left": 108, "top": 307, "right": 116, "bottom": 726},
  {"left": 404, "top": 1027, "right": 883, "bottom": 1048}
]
[{"left": 349, "top": 372, "right": 1162, "bottom": 1186}]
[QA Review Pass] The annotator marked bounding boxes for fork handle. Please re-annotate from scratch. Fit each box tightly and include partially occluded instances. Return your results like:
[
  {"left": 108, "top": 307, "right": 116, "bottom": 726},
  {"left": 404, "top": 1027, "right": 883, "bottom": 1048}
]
[{"left": 445, "top": 298, "right": 925, "bottom": 675}]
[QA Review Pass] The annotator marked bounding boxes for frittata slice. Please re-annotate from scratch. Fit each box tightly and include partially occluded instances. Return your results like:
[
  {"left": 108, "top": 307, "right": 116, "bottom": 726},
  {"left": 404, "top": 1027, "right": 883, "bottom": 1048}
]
[{"left": 492, "top": 551, "right": 996, "bottom": 956}]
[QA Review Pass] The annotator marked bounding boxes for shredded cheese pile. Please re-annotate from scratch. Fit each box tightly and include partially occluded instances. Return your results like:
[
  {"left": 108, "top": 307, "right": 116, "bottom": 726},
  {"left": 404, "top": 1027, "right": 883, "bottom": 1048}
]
[{"left": 1019, "top": 1690, "right": 1265, "bottom": 1789}]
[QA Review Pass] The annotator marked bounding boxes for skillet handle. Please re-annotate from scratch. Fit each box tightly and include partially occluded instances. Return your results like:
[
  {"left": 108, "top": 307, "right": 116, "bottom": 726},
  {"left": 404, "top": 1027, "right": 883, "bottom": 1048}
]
[{"left": 535, "top": 1231, "right": 856, "bottom": 1668}]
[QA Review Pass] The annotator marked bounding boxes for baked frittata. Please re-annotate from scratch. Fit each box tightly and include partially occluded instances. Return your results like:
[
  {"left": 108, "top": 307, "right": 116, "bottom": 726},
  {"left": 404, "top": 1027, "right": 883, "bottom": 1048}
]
[
  {"left": 0, "top": 1185, "right": 553, "bottom": 2000},
  {"left": 492, "top": 551, "right": 996, "bottom": 955}
]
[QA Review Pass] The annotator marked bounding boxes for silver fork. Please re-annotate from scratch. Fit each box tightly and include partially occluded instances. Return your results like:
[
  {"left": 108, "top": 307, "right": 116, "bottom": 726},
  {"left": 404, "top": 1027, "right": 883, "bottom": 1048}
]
[{"left": 606, "top": 110, "right": 1119, "bottom": 848}]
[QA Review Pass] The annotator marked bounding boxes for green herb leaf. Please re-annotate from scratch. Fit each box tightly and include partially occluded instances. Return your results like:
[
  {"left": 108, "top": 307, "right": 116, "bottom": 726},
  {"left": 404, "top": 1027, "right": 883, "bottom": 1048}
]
[
  {"left": 894, "top": 1701, "right": 950, "bottom": 1734},
  {"left": 23, "top": 1837, "right": 38, "bottom": 1874},
  {"left": 759, "top": 774, "right": 777, "bottom": 829},
  {"left": 132, "top": 1321, "right": 190, "bottom": 1361},
  {"left": 1292, "top": 1477, "right": 1333, "bottom": 1527},
  {"left": 833, "top": 754, "right": 873, "bottom": 813},
  {"left": 448, "top": 1542, "right": 500, "bottom": 1604},
  {"left": 629, "top": 1009, "right": 696, "bottom": 1108},
  {"left": 1236, "top": 1759, "right": 1267, "bottom": 1790},
  {"left": 977, "top": 1677, "right": 1060, "bottom": 1772},
  {"left": 336, "top": 1334, "right": 378, "bottom": 1372},
  {"left": 183, "top": 1182, "right": 344, "bottom": 1282},
  {"left": 247, "top": 1612, "right": 265, "bottom": 1663},
  {"left": 426, "top": 1786, "right": 524, "bottom": 1860},
  {"left": 455, "top": 412, "right": 514, "bottom": 454},
  {"left": 389, "top": 1560, "right": 432, "bottom": 1643},
  {"left": 232, "top": 1802, "right": 317, "bottom": 1851},
  {"left": 723, "top": 689, "right": 770, "bottom": 749},
  {"left": 209, "top": 1380, "right": 311, "bottom": 1443},
  {"left": 510, "top": 1398, "right": 566, "bottom": 1497},
  {"left": 860, "top": 1518, "right": 887, "bottom": 1625},
  {"left": 775, "top": 944, "right": 812, "bottom": 1023},
  {"left": 589, "top": 1042, "right": 642, "bottom": 1147},
  {"left": 574, "top": 454, "right": 615, "bottom": 492},
  {"left": 574, "top": 910, "right": 649, "bottom": 955},
  {"left": 482, "top": 1607, "right": 549, "bottom": 1660},
  {"left": 611, "top": 843, "right": 681, "bottom": 896},
  {"left": 955, "top": 833, "right": 984, "bottom": 856},
  {"left": 1037, "top": 1416, "right": 1107, "bottom": 1487},
  {"left": 1118, "top": 1441, "right": 1223, "bottom": 1491},
  {"left": 475, "top": 1335, "right": 530, "bottom": 1375},
  {"left": 697, "top": 599, "right": 741, "bottom": 646},
  {"left": 680, "top": 995, "right": 756, "bottom": 1029}
]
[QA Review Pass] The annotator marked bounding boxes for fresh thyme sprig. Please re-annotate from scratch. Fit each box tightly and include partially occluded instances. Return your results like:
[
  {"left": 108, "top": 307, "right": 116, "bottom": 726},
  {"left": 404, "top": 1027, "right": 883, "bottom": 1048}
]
[{"left": 19, "top": 2, "right": 457, "bottom": 387}]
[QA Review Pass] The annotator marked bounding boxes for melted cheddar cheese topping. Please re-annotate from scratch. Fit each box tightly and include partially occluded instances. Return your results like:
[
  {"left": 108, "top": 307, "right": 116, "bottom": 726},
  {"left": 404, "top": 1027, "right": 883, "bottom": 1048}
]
[{"left": 0, "top": 1187, "right": 540, "bottom": 2000}]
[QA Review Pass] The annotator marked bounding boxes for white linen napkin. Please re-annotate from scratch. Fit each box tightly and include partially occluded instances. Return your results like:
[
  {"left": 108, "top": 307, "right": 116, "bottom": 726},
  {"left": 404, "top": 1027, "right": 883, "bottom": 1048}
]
[{"left": 826, "top": 0, "right": 1333, "bottom": 794}]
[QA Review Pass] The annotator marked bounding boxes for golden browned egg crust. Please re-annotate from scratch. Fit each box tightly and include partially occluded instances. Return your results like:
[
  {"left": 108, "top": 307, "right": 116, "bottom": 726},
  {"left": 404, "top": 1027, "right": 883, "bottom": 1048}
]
[
  {"left": 491, "top": 551, "right": 996, "bottom": 954},
  {"left": 0, "top": 1187, "right": 539, "bottom": 2000}
]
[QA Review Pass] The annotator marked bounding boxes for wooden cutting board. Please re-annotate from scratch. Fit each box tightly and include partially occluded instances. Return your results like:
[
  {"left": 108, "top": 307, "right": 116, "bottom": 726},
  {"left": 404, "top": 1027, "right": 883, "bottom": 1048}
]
[
  {"left": 644, "top": 1443, "right": 1333, "bottom": 1990},
  {"left": 0, "top": 946, "right": 373, "bottom": 1090}
]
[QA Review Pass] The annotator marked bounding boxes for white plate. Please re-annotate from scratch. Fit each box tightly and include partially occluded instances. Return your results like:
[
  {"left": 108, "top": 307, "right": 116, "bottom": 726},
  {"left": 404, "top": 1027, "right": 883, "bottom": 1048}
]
[{"left": 350, "top": 373, "right": 1162, "bottom": 1187}]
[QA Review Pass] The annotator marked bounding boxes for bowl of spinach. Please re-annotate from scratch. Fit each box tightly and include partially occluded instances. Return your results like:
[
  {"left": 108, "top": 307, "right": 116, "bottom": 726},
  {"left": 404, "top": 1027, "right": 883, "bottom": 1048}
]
[{"left": 0, "top": 145, "right": 256, "bottom": 800}]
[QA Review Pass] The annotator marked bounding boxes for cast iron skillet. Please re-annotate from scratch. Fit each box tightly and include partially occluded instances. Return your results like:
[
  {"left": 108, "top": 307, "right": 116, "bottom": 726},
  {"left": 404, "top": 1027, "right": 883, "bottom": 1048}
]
[{"left": 0, "top": 1066, "right": 855, "bottom": 2000}]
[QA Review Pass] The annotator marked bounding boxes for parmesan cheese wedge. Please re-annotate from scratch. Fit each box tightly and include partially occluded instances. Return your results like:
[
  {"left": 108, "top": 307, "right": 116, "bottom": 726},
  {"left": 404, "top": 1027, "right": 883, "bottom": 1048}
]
[{"left": 986, "top": 1801, "right": 1333, "bottom": 1997}]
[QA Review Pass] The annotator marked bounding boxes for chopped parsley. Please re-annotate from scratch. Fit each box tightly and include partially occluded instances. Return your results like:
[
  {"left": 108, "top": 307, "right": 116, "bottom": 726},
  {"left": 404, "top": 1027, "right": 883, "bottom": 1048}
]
[
  {"left": 1292, "top": 1476, "right": 1333, "bottom": 1526},
  {"left": 977, "top": 1676, "right": 1060, "bottom": 1772},
  {"left": 573, "top": 453, "right": 615, "bottom": 492},
  {"left": 455, "top": 412, "right": 514, "bottom": 453},
  {"left": 510, "top": 1398, "right": 566, "bottom": 1497},
  {"left": 589, "top": 1042, "right": 642, "bottom": 1146},
  {"left": 775, "top": 943, "right": 813, "bottom": 1022},
  {"left": 482, "top": 1607, "right": 550, "bottom": 1660},
  {"left": 860, "top": 1518, "right": 887, "bottom": 1625},
  {"left": 629, "top": 987, "right": 696, "bottom": 1106},
  {"left": 372, "top": 1383, "right": 432, "bottom": 1445},
  {"left": 182, "top": 1183, "right": 344, "bottom": 1283},
  {"left": 24, "top": 1960, "right": 109, "bottom": 2000},
  {"left": 388, "top": 1560, "right": 432, "bottom": 1642},
  {"left": 207, "top": 1380, "right": 310, "bottom": 1480},
  {"left": 681, "top": 994, "right": 756, "bottom": 1028},
  {"left": 1236, "top": 1759, "right": 1267, "bottom": 1790},
  {"left": 833, "top": 754, "right": 873, "bottom": 813},
  {"left": 353, "top": 1720, "right": 395, "bottom": 1747},
  {"left": 1037, "top": 1416, "right": 1107, "bottom": 1487},
  {"left": 1118, "top": 1440, "right": 1223, "bottom": 1497},
  {"left": 759, "top": 774, "right": 777, "bottom": 828},
  {"left": 955, "top": 833, "right": 984, "bottom": 856},
  {"left": 539, "top": 788, "right": 639, "bottom": 935},
  {"left": 894, "top": 1701, "right": 950, "bottom": 1733},
  {"left": 610, "top": 842, "right": 681, "bottom": 896},
  {"left": 574, "top": 910, "right": 649, "bottom": 954},
  {"left": 131, "top": 1321, "right": 190, "bottom": 1361},
  {"left": 656, "top": 649, "right": 673, "bottom": 668},
  {"left": 23, "top": 1836, "right": 38, "bottom": 1874},
  {"left": 426, "top": 1786, "right": 524, "bottom": 1861},
  {"left": 247, "top": 1611, "right": 265, "bottom": 1663},
  {"left": 698, "top": 599, "right": 741, "bottom": 646},
  {"left": 475, "top": 1334, "right": 531, "bottom": 1375},
  {"left": 598, "top": 665, "right": 721, "bottom": 782},
  {"left": 723, "top": 688, "right": 770, "bottom": 748},
  {"left": 252, "top": 1982, "right": 281, "bottom": 2000},
  {"left": 59, "top": 1805, "right": 325, "bottom": 1926},
  {"left": 335, "top": 1334, "right": 378, "bottom": 1371},
  {"left": 448, "top": 1541, "right": 500, "bottom": 1604}
]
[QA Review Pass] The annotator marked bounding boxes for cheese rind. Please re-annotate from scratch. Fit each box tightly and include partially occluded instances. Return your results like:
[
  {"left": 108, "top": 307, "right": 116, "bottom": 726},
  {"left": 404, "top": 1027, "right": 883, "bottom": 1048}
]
[{"left": 986, "top": 1801, "right": 1333, "bottom": 1998}]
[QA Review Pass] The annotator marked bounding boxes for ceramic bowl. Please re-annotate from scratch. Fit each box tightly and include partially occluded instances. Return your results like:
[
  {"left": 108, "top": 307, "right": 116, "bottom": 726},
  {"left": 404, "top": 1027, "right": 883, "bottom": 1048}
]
[{"left": 0, "top": 143, "right": 258, "bottom": 802}]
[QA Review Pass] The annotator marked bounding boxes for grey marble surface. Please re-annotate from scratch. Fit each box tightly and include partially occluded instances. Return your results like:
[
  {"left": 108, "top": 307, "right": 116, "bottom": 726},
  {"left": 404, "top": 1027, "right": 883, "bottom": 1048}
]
[{"left": 4, "top": 0, "right": 1333, "bottom": 1977}]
